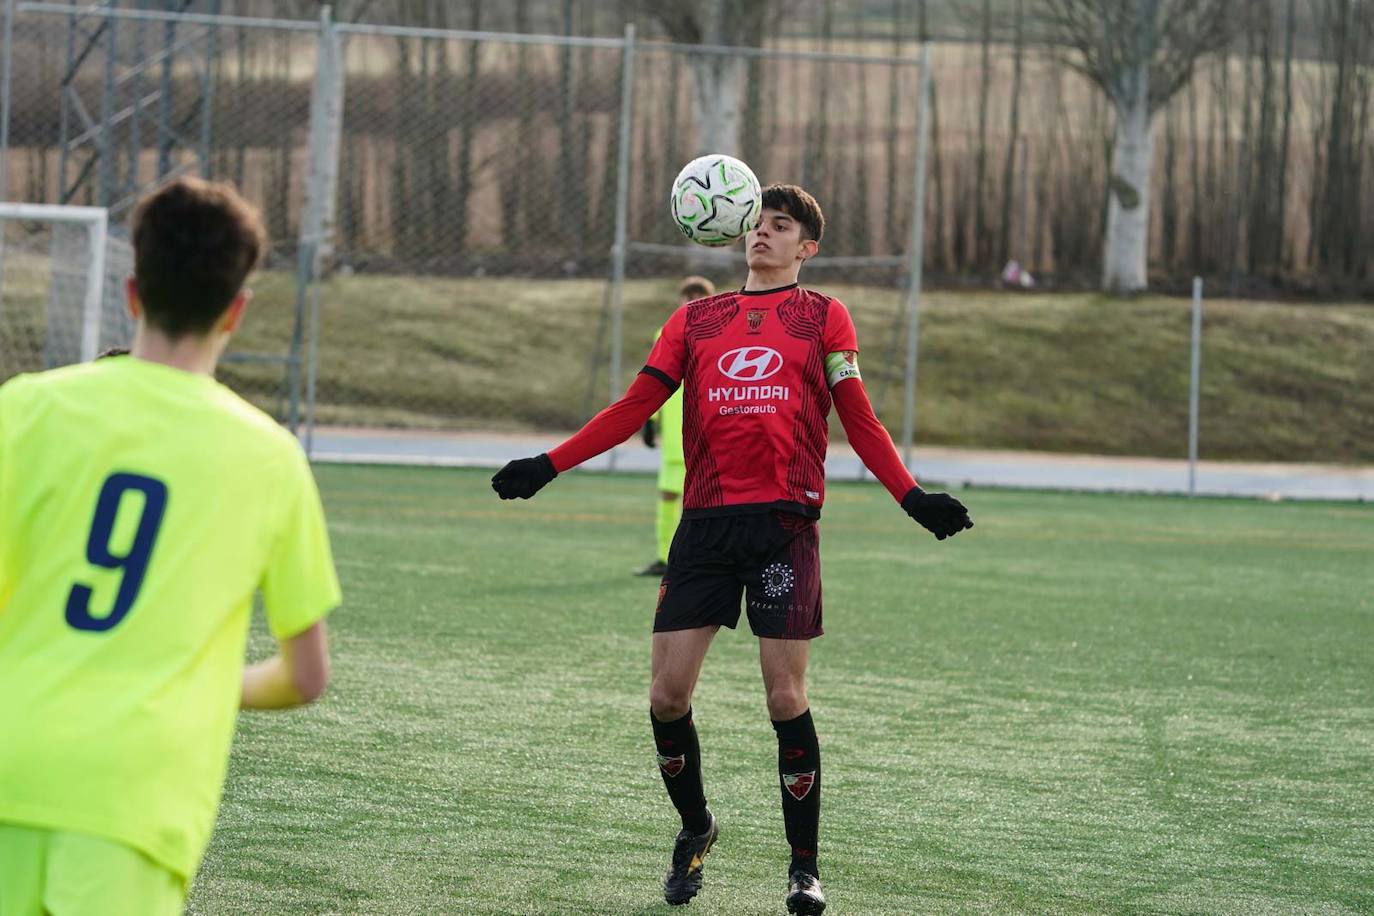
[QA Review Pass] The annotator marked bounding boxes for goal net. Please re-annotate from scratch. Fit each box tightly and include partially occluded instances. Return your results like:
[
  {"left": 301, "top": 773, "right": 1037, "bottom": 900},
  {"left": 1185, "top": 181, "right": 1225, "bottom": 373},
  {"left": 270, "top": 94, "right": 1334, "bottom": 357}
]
[{"left": 0, "top": 204, "right": 134, "bottom": 379}]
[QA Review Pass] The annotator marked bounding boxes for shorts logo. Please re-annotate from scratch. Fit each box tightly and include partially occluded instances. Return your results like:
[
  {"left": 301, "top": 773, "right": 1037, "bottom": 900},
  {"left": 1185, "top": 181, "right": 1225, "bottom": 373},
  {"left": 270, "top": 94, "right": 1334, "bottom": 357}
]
[
  {"left": 783, "top": 770, "right": 816, "bottom": 801},
  {"left": 718, "top": 346, "right": 783, "bottom": 381},
  {"left": 746, "top": 309, "right": 766, "bottom": 333},
  {"left": 658, "top": 753, "right": 686, "bottom": 777},
  {"left": 656, "top": 580, "right": 668, "bottom": 613},
  {"left": 762, "top": 562, "right": 795, "bottom": 599}
]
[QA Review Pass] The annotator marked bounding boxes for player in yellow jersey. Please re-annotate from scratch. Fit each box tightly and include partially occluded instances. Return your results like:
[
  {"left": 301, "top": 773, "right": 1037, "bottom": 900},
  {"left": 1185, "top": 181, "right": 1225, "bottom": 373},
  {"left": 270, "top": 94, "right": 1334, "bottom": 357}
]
[
  {"left": 0, "top": 178, "right": 342, "bottom": 914},
  {"left": 637, "top": 276, "right": 715, "bottom": 578}
]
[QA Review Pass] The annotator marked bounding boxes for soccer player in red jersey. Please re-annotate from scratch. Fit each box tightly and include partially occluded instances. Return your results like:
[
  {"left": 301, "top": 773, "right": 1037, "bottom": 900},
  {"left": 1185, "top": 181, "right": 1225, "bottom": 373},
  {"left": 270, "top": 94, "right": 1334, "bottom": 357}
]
[{"left": 493, "top": 184, "right": 972, "bottom": 914}]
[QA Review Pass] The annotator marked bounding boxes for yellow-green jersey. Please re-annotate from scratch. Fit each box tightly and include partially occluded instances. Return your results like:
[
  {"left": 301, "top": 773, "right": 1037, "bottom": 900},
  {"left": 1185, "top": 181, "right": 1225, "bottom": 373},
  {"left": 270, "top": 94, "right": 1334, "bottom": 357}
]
[
  {"left": 0, "top": 356, "right": 341, "bottom": 883},
  {"left": 652, "top": 326, "right": 685, "bottom": 494}
]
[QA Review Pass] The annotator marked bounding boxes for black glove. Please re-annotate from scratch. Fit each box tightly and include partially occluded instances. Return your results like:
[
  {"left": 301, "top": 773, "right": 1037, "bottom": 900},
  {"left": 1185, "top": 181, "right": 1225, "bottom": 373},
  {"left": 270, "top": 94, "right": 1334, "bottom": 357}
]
[
  {"left": 902, "top": 486, "right": 974, "bottom": 540},
  {"left": 642, "top": 418, "right": 658, "bottom": 449},
  {"left": 491, "top": 454, "right": 557, "bottom": 500}
]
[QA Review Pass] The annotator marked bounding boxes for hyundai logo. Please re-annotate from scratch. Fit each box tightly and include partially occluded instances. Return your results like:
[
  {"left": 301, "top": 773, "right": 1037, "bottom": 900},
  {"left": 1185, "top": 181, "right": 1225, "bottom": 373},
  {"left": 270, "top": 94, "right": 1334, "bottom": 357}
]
[{"left": 718, "top": 346, "right": 784, "bottom": 381}]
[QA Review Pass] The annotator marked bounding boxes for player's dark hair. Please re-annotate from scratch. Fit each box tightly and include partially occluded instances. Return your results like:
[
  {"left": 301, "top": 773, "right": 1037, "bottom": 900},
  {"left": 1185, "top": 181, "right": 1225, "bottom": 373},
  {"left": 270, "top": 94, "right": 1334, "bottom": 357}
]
[
  {"left": 761, "top": 183, "right": 825, "bottom": 243},
  {"left": 678, "top": 275, "right": 716, "bottom": 299},
  {"left": 95, "top": 346, "right": 130, "bottom": 360},
  {"left": 131, "top": 177, "right": 266, "bottom": 338}
]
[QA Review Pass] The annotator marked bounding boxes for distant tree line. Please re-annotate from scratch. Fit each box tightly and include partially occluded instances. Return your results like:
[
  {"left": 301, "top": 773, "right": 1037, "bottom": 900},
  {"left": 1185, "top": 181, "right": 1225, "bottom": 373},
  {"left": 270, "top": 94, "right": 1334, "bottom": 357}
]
[{"left": 3, "top": 0, "right": 1372, "bottom": 294}]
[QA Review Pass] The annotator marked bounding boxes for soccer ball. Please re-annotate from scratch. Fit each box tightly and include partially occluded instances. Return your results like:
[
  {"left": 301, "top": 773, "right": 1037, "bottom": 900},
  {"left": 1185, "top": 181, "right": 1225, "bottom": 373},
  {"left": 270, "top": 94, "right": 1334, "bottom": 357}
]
[{"left": 669, "top": 154, "right": 762, "bottom": 247}]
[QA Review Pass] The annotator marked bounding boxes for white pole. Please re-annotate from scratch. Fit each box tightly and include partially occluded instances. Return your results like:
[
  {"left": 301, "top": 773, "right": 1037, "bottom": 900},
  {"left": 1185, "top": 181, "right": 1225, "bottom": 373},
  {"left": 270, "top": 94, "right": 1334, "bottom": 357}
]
[
  {"left": 1188, "top": 276, "right": 1203, "bottom": 497},
  {"left": 606, "top": 23, "right": 636, "bottom": 472},
  {"left": 79, "top": 208, "right": 108, "bottom": 362},
  {"left": 304, "top": 5, "right": 344, "bottom": 457},
  {"left": 899, "top": 45, "right": 933, "bottom": 468}
]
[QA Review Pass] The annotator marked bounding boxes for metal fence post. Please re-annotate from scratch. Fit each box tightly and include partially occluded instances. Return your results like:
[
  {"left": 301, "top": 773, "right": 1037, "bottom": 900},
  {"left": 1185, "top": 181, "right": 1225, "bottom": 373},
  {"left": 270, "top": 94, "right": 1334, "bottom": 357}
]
[
  {"left": 291, "top": 3, "right": 344, "bottom": 447},
  {"left": 0, "top": 0, "right": 15, "bottom": 203},
  {"left": 199, "top": 0, "right": 220, "bottom": 179},
  {"left": 1188, "top": 276, "right": 1203, "bottom": 497},
  {"left": 0, "top": 0, "right": 13, "bottom": 305},
  {"left": 606, "top": 22, "right": 636, "bottom": 471},
  {"left": 899, "top": 44, "right": 933, "bottom": 468}
]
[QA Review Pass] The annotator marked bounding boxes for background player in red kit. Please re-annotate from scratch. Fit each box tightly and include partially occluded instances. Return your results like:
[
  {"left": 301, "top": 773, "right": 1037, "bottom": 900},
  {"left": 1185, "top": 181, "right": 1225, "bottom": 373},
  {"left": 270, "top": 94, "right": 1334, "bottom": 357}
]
[{"left": 492, "top": 184, "right": 972, "bottom": 914}]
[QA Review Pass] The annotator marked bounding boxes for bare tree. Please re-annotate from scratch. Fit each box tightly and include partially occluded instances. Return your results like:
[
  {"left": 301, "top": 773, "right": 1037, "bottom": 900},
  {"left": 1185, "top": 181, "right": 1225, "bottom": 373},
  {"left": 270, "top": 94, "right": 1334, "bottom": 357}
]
[
  {"left": 638, "top": 0, "right": 770, "bottom": 155},
  {"left": 973, "top": 0, "right": 992, "bottom": 269},
  {"left": 1041, "top": 0, "right": 1241, "bottom": 293},
  {"left": 998, "top": 0, "right": 1027, "bottom": 267}
]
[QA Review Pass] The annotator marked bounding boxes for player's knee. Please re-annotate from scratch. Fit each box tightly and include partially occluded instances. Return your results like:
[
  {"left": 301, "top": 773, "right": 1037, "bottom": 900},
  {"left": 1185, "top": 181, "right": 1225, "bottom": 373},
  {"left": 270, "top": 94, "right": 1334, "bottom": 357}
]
[
  {"left": 649, "top": 680, "right": 691, "bottom": 720},
  {"left": 765, "top": 683, "right": 808, "bottom": 720}
]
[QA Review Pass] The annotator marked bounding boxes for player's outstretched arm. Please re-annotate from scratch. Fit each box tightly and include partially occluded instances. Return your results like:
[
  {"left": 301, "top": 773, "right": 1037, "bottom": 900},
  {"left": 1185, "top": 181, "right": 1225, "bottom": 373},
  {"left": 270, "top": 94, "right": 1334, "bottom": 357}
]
[
  {"left": 831, "top": 375, "right": 973, "bottom": 540},
  {"left": 241, "top": 620, "right": 331, "bottom": 709},
  {"left": 491, "top": 369, "right": 675, "bottom": 500}
]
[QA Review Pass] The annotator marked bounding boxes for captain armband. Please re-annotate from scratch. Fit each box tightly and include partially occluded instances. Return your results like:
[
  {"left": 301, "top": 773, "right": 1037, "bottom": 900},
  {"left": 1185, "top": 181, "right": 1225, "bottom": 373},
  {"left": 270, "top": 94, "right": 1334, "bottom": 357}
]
[{"left": 824, "top": 351, "right": 861, "bottom": 388}]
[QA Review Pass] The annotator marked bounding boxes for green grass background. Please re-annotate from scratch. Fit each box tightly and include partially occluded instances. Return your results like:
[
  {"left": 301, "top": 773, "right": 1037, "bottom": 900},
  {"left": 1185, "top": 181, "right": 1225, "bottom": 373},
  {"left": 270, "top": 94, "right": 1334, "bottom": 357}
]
[
  {"left": 217, "top": 276, "right": 1374, "bottom": 464},
  {"left": 188, "top": 465, "right": 1374, "bottom": 915}
]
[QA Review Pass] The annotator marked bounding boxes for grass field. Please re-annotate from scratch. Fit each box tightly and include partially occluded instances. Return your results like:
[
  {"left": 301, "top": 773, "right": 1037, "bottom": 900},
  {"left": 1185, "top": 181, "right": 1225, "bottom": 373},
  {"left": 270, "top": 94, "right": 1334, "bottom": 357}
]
[{"left": 187, "top": 465, "right": 1374, "bottom": 915}]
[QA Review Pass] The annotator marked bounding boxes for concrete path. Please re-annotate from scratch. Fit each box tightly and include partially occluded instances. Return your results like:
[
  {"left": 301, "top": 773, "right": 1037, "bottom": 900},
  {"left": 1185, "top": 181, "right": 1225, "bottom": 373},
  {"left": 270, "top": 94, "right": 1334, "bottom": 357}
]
[{"left": 304, "top": 427, "right": 1373, "bottom": 502}]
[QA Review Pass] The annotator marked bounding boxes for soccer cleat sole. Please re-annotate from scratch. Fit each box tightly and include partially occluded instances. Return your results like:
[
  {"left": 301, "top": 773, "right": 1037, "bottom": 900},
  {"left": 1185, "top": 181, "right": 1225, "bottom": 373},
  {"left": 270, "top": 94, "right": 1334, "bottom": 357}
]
[
  {"left": 785, "top": 872, "right": 826, "bottom": 915},
  {"left": 786, "top": 896, "right": 826, "bottom": 915}
]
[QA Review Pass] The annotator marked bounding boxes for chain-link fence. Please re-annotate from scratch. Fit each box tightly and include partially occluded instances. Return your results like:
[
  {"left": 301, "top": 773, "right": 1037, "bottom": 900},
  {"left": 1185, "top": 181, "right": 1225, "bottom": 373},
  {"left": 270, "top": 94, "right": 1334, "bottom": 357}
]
[
  {"left": 0, "top": 4, "right": 937, "bottom": 442},
  {"left": 2, "top": 1, "right": 1371, "bottom": 471}
]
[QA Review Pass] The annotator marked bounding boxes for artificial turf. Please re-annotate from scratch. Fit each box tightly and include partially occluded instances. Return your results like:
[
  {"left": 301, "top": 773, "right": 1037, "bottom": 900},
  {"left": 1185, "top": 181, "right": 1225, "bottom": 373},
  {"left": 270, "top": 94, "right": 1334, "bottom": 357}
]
[{"left": 188, "top": 464, "right": 1374, "bottom": 915}]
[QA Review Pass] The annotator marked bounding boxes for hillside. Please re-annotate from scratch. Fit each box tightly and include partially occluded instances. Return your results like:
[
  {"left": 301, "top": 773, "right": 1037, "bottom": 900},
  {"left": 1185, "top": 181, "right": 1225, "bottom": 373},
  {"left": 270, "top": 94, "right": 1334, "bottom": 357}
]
[{"left": 216, "top": 274, "right": 1374, "bottom": 465}]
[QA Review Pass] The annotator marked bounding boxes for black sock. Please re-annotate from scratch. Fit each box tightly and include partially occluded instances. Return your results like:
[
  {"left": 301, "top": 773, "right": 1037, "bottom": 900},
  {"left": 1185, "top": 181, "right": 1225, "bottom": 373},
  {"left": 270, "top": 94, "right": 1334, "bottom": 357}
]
[
  {"left": 772, "top": 708, "right": 821, "bottom": 878},
  {"left": 651, "top": 707, "right": 710, "bottom": 835}
]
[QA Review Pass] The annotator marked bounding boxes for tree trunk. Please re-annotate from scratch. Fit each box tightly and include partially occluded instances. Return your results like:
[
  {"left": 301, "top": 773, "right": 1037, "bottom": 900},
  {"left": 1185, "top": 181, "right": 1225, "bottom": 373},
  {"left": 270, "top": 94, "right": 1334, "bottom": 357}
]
[
  {"left": 884, "top": 0, "right": 904, "bottom": 250},
  {"left": 645, "top": 1, "right": 769, "bottom": 160},
  {"left": 1274, "top": 0, "right": 1296, "bottom": 270},
  {"left": 687, "top": 57, "right": 745, "bottom": 155},
  {"left": 1188, "top": 80, "right": 1203, "bottom": 271},
  {"left": 557, "top": 0, "right": 579, "bottom": 252},
  {"left": 998, "top": 0, "right": 1025, "bottom": 266},
  {"left": 1161, "top": 105, "right": 1177, "bottom": 270},
  {"left": 850, "top": 7, "right": 872, "bottom": 255},
  {"left": 973, "top": 0, "right": 992, "bottom": 268},
  {"left": 1249, "top": 1, "right": 1277, "bottom": 276},
  {"left": 1103, "top": 67, "right": 1153, "bottom": 294},
  {"left": 806, "top": 0, "right": 835, "bottom": 202},
  {"left": 453, "top": 1, "right": 481, "bottom": 256}
]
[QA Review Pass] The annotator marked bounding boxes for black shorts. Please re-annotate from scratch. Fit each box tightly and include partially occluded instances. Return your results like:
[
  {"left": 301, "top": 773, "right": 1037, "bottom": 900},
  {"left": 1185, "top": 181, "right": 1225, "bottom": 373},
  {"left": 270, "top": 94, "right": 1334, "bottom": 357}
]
[{"left": 655, "top": 511, "right": 822, "bottom": 640}]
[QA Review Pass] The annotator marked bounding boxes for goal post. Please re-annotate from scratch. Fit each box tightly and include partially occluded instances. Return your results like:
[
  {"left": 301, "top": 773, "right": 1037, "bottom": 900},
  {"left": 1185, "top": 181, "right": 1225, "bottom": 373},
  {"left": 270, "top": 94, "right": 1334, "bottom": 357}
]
[{"left": 0, "top": 203, "right": 133, "bottom": 373}]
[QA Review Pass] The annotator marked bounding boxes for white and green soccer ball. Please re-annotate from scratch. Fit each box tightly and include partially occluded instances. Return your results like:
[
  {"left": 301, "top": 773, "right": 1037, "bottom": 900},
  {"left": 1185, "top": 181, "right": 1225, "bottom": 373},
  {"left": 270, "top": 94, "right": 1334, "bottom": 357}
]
[{"left": 669, "top": 154, "right": 763, "bottom": 247}]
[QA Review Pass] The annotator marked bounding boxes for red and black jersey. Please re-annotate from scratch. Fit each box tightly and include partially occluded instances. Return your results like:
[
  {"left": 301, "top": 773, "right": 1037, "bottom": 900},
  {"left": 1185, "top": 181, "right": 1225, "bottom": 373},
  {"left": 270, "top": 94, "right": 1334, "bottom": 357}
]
[
  {"left": 547, "top": 283, "right": 917, "bottom": 518},
  {"left": 642, "top": 284, "right": 857, "bottom": 518}
]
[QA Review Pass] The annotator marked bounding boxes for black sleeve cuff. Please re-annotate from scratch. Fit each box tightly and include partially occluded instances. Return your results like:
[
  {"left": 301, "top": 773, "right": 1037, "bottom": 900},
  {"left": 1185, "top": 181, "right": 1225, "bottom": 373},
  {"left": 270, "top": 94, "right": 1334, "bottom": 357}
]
[
  {"left": 900, "top": 485, "right": 925, "bottom": 511},
  {"left": 639, "top": 365, "right": 680, "bottom": 393}
]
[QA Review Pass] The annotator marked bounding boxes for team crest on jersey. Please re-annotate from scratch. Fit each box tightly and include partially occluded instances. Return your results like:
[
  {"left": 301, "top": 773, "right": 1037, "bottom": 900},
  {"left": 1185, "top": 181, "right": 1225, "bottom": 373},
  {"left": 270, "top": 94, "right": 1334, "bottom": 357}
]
[
  {"left": 747, "top": 309, "right": 766, "bottom": 333},
  {"left": 783, "top": 771, "right": 816, "bottom": 800},
  {"left": 762, "top": 562, "right": 795, "bottom": 599},
  {"left": 658, "top": 753, "right": 686, "bottom": 777}
]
